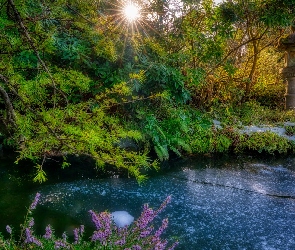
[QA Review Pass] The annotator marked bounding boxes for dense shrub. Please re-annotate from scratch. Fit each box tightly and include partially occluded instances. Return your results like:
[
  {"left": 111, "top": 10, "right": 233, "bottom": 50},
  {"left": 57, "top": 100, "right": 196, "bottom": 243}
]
[
  {"left": 209, "top": 101, "right": 295, "bottom": 126},
  {"left": 235, "top": 131, "right": 292, "bottom": 154},
  {"left": 189, "top": 126, "right": 232, "bottom": 154}
]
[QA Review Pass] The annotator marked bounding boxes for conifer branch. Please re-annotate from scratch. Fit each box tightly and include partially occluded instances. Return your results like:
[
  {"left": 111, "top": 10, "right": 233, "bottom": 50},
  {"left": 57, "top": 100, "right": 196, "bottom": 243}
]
[{"left": 7, "top": 0, "right": 68, "bottom": 107}]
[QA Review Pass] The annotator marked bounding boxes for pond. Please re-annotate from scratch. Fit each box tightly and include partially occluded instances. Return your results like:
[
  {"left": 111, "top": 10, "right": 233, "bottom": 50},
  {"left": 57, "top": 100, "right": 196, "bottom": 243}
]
[{"left": 1, "top": 154, "right": 295, "bottom": 249}]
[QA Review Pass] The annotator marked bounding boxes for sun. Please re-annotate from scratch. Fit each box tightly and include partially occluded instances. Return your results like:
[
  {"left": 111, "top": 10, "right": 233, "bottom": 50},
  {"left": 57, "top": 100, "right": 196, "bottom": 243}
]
[{"left": 123, "top": 2, "right": 141, "bottom": 22}]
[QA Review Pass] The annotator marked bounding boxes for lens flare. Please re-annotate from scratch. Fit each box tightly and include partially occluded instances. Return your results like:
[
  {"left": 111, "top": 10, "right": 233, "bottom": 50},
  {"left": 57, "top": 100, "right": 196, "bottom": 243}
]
[
  {"left": 123, "top": 2, "right": 140, "bottom": 22},
  {"left": 96, "top": 0, "right": 157, "bottom": 59}
]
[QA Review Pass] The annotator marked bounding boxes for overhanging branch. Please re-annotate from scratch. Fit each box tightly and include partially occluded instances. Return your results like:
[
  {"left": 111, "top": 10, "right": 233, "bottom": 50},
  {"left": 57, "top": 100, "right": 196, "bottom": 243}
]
[{"left": 7, "top": 0, "right": 68, "bottom": 106}]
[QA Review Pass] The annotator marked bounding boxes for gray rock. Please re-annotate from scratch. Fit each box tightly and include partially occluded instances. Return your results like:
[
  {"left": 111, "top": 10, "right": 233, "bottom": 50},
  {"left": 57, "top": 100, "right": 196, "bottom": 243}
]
[{"left": 117, "top": 138, "right": 139, "bottom": 151}]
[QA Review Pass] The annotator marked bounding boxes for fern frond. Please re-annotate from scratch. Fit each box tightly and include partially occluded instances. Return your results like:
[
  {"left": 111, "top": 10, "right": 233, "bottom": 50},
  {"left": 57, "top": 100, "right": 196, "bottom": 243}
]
[
  {"left": 170, "top": 145, "right": 182, "bottom": 157},
  {"left": 154, "top": 144, "right": 169, "bottom": 161}
]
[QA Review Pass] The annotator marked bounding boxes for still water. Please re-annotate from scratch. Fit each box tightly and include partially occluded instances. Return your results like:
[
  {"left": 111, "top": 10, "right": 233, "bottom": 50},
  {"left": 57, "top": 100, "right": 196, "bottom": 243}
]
[{"left": 1, "top": 154, "right": 295, "bottom": 249}]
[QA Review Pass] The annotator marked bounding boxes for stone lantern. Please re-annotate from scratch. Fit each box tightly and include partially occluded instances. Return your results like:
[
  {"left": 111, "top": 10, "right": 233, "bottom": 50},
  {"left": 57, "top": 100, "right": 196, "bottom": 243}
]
[{"left": 278, "top": 26, "right": 295, "bottom": 110}]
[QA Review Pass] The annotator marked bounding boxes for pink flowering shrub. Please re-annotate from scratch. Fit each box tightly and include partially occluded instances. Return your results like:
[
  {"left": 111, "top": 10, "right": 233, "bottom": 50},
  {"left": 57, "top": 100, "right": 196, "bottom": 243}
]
[{"left": 0, "top": 193, "right": 179, "bottom": 249}]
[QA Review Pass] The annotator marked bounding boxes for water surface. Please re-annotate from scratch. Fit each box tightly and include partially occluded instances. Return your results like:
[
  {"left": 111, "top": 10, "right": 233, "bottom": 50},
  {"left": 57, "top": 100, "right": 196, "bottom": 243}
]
[{"left": 1, "top": 155, "right": 295, "bottom": 249}]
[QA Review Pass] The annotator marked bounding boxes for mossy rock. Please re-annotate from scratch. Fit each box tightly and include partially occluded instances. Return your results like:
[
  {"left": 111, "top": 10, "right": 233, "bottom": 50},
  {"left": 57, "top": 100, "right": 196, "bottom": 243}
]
[
  {"left": 285, "top": 125, "right": 295, "bottom": 136},
  {"left": 236, "top": 131, "right": 292, "bottom": 154}
]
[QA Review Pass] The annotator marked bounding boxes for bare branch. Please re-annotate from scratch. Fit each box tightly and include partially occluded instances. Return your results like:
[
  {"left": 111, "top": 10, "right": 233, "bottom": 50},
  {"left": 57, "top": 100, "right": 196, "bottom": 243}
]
[{"left": 207, "top": 28, "right": 271, "bottom": 76}]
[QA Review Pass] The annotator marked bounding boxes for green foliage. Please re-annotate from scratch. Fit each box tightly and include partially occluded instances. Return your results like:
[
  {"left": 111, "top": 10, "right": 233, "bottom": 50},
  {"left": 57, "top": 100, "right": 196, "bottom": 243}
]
[
  {"left": 213, "top": 131, "right": 233, "bottom": 153},
  {"left": 33, "top": 165, "right": 47, "bottom": 183},
  {"left": 251, "top": 82, "right": 285, "bottom": 108},
  {"left": 260, "top": 0, "right": 295, "bottom": 27},
  {"left": 61, "top": 159, "right": 71, "bottom": 169},
  {"left": 0, "top": 0, "right": 165, "bottom": 182},
  {"left": 53, "top": 33, "right": 91, "bottom": 63},
  {"left": 218, "top": 2, "right": 238, "bottom": 23},
  {"left": 285, "top": 125, "right": 295, "bottom": 136},
  {"left": 13, "top": 97, "right": 154, "bottom": 182},
  {"left": 210, "top": 101, "right": 295, "bottom": 127},
  {"left": 189, "top": 125, "right": 233, "bottom": 154},
  {"left": 13, "top": 50, "right": 38, "bottom": 69},
  {"left": 236, "top": 131, "right": 292, "bottom": 154},
  {"left": 144, "top": 63, "right": 190, "bottom": 104},
  {"left": 53, "top": 69, "right": 92, "bottom": 103},
  {"left": 190, "top": 122, "right": 295, "bottom": 155},
  {"left": 0, "top": 0, "right": 295, "bottom": 183},
  {"left": 137, "top": 107, "right": 192, "bottom": 161}
]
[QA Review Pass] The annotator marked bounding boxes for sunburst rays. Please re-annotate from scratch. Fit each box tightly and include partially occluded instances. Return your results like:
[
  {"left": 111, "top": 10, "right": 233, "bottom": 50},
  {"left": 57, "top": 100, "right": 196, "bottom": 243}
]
[
  {"left": 123, "top": 2, "right": 141, "bottom": 22},
  {"left": 96, "top": 0, "right": 160, "bottom": 59}
]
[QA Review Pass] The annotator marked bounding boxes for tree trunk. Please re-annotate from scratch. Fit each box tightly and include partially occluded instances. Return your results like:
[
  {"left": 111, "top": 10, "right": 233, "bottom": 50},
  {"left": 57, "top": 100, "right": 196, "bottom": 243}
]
[
  {"left": 243, "top": 25, "right": 260, "bottom": 102},
  {"left": 245, "top": 39, "right": 259, "bottom": 98},
  {"left": 0, "top": 85, "right": 16, "bottom": 124}
]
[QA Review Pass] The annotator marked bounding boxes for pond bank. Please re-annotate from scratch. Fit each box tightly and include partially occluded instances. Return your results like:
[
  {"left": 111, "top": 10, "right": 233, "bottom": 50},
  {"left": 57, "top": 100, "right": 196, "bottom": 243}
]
[{"left": 214, "top": 120, "right": 295, "bottom": 140}]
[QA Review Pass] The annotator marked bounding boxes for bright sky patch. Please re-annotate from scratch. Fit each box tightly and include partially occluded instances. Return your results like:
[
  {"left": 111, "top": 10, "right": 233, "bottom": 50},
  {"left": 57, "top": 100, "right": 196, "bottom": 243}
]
[{"left": 123, "top": 2, "right": 140, "bottom": 22}]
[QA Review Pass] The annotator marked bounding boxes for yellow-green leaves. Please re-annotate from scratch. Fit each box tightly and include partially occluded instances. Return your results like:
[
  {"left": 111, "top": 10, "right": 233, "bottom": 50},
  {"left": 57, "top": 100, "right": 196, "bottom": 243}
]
[
  {"left": 95, "top": 38, "right": 118, "bottom": 62},
  {"left": 53, "top": 69, "right": 91, "bottom": 103},
  {"left": 13, "top": 96, "right": 153, "bottom": 182},
  {"left": 62, "top": 161, "right": 71, "bottom": 169},
  {"left": 33, "top": 165, "right": 47, "bottom": 183}
]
